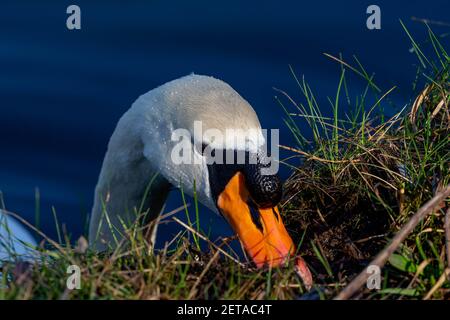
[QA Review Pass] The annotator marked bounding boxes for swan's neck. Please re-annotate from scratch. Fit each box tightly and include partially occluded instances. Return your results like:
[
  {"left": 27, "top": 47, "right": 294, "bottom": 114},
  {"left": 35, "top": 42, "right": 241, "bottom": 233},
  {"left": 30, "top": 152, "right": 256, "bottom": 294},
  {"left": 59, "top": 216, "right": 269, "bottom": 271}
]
[
  {"left": 88, "top": 74, "right": 265, "bottom": 250},
  {"left": 89, "top": 115, "right": 170, "bottom": 250}
]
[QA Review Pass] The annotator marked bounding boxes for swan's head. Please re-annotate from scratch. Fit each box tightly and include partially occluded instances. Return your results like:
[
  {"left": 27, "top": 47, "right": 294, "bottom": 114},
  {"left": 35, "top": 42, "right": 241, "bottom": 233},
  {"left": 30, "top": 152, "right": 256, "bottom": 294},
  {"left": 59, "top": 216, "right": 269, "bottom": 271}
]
[
  {"left": 138, "top": 74, "right": 311, "bottom": 283},
  {"left": 162, "top": 75, "right": 310, "bottom": 274}
]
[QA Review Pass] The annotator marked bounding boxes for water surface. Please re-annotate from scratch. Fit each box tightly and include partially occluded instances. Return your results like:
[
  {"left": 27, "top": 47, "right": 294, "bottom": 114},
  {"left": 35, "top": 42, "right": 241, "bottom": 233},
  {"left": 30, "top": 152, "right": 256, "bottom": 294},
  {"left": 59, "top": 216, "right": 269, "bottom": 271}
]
[{"left": 0, "top": 0, "right": 448, "bottom": 246}]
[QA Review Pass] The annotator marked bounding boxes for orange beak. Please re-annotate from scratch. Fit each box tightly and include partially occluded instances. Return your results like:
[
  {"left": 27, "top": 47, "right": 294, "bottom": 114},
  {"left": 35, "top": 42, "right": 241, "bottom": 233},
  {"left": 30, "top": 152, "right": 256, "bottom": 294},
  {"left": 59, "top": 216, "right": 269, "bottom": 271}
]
[{"left": 217, "top": 172, "right": 312, "bottom": 287}]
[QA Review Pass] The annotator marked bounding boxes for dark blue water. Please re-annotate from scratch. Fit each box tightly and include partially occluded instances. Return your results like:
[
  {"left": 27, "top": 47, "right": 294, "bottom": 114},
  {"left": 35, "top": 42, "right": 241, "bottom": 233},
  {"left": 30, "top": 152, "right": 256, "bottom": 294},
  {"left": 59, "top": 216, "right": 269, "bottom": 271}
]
[{"left": 0, "top": 0, "right": 448, "bottom": 246}]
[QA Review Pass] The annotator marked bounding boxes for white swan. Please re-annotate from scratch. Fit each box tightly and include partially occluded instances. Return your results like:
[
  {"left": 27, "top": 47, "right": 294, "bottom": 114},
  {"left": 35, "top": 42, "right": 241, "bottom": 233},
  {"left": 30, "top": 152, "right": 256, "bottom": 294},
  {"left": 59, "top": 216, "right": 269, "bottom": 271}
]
[
  {"left": 2, "top": 74, "right": 312, "bottom": 285},
  {"left": 89, "top": 74, "right": 310, "bottom": 279}
]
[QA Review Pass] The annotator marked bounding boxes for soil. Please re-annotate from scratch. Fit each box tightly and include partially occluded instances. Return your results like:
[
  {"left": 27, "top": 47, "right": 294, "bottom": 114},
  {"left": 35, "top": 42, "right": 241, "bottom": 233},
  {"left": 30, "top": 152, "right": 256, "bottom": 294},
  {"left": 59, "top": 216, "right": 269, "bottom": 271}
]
[{"left": 282, "top": 174, "right": 396, "bottom": 282}]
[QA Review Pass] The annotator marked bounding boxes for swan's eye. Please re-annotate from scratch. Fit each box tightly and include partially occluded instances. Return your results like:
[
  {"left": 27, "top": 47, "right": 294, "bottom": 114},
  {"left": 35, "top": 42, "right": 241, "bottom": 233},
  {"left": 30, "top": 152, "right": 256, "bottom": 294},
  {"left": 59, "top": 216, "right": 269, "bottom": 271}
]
[
  {"left": 193, "top": 142, "right": 210, "bottom": 156},
  {"left": 201, "top": 143, "right": 209, "bottom": 153},
  {"left": 201, "top": 143, "right": 215, "bottom": 157}
]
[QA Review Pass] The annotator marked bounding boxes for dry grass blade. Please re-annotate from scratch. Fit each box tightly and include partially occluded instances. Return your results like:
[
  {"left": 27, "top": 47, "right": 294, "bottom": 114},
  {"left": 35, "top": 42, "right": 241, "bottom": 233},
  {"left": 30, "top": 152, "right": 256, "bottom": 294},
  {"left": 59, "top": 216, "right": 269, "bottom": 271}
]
[
  {"left": 335, "top": 185, "right": 450, "bottom": 300},
  {"left": 279, "top": 145, "right": 351, "bottom": 164},
  {"left": 172, "top": 217, "right": 245, "bottom": 267},
  {"left": 0, "top": 209, "right": 73, "bottom": 263},
  {"left": 407, "top": 259, "right": 431, "bottom": 289},
  {"left": 410, "top": 85, "right": 431, "bottom": 123},
  {"left": 423, "top": 268, "right": 450, "bottom": 300},
  {"left": 159, "top": 204, "right": 190, "bottom": 221},
  {"left": 187, "top": 249, "right": 220, "bottom": 299},
  {"left": 431, "top": 97, "right": 447, "bottom": 120},
  {"left": 445, "top": 207, "right": 450, "bottom": 268}
]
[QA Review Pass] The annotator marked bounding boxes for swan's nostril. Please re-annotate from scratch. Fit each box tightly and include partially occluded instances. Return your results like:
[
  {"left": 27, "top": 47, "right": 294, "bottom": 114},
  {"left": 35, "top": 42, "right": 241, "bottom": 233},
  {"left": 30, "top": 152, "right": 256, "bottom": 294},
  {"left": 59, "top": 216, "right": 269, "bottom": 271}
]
[{"left": 248, "top": 200, "right": 264, "bottom": 233}]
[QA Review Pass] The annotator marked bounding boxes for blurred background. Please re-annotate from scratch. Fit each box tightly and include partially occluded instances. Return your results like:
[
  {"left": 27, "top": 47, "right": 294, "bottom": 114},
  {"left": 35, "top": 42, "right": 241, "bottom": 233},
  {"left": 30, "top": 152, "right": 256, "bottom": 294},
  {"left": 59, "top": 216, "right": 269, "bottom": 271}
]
[{"left": 0, "top": 0, "right": 448, "bottom": 246}]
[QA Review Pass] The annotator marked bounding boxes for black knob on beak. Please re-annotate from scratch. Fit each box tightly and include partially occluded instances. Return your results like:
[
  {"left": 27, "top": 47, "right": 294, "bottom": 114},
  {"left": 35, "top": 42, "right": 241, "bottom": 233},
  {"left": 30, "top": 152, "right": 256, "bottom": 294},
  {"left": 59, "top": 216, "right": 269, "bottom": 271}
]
[{"left": 242, "top": 162, "right": 282, "bottom": 208}]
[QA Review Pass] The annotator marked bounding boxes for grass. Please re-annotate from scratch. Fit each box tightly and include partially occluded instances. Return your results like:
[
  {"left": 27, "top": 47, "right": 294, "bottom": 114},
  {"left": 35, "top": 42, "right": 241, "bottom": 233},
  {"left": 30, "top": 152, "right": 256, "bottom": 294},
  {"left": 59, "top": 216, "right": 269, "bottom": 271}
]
[
  {"left": 278, "top": 22, "right": 449, "bottom": 299},
  {"left": 1, "top": 206, "right": 310, "bottom": 299},
  {"left": 0, "top": 22, "right": 449, "bottom": 300}
]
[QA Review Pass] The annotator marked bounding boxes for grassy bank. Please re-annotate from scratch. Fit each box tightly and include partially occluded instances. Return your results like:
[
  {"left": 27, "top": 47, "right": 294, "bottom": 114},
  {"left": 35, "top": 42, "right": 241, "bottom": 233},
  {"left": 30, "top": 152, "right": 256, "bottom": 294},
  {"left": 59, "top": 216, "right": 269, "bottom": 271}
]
[
  {"left": 279, "top": 23, "right": 449, "bottom": 299},
  {"left": 1, "top": 23, "right": 449, "bottom": 300}
]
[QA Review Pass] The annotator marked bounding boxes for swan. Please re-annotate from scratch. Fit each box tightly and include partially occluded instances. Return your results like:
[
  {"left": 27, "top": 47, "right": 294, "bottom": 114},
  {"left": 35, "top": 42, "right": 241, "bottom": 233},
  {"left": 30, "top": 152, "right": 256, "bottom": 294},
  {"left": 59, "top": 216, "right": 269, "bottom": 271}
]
[
  {"left": 89, "top": 74, "right": 311, "bottom": 282},
  {"left": 1, "top": 74, "right": 312, "bottom": 286}
]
